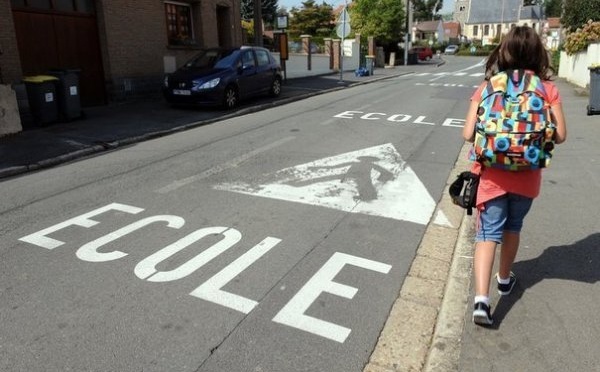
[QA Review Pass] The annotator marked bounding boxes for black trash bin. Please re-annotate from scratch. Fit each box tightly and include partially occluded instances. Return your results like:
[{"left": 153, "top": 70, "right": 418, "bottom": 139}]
[
  {"left": 22, "top": 75, "right": 59, "bottom": 126},
  {"left": 587, "top": 66, "right": 600, "bottom": 116},
  {"left": 48, "top": 69, "right": 82, "bottom": 121},
  {"left": 407, "top": 52, "right": 419, "bottom": 65}
]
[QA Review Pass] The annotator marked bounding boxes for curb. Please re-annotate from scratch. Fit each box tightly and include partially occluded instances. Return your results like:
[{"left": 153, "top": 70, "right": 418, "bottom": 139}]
[
  {"left": 423, "top": 142, "right": 474, "bottom": 372},
  {"left": 364, "top": 142, "right": 474, "bottom": 372},
  {"left": 0, "top": 145, "right": 105, "bottom": 179}
]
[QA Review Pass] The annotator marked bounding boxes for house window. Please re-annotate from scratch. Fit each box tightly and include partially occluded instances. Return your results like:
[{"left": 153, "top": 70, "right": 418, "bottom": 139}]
[
  {"left": 165, "top": 1, "right": 194, "bottom": 46},
  {"left": 22, "top": 0, "right": 51, "bottom": 8},
  {"left": 459, "top": 6, "right": 465, "bottom": 11},
  {"left": 10, "top": 0, "right": 94, "bottom": 13},
  {"left": 473, "top": 25, "right": 478, "bottom": 36},
  {"left": 484, "top": 25, "right": 490, "bottom": 36}
]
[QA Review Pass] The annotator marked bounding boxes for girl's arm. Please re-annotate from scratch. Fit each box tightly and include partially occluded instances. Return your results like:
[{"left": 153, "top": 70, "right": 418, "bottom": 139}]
[
  {"left": 463, "top": 83, "right": 486, "bottom": 142},
  {"left": 462, "top": 99, "right": 480, "bottom": 142},
  {"left": 551, "top": 102, "right": 567, "bottom": 144}
]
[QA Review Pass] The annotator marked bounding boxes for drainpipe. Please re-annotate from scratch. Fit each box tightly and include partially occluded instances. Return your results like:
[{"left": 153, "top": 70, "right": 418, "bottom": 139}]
[{"left": 254, "top": 0, "right": 263, "bottom": 46}]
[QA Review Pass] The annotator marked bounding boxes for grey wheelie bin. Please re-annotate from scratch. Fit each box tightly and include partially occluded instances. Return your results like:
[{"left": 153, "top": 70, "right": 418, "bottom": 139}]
[
  {"left": 48, "top": 69, "right": 82, "bottom": 121},
  {"left": 588, "top": 66, "right": 600, "bottom": 116},
  {"left": 22, "top": 75, "right": 59, "bottom": 126}
]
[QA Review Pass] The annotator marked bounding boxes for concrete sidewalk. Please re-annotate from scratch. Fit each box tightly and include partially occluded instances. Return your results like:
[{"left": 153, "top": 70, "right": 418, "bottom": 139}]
[
  {"left": 366, "top": 77, "right": 598, "bottom": 372},
  {"left": 432, "top": 79, "right": 600, "bottom": 372}
]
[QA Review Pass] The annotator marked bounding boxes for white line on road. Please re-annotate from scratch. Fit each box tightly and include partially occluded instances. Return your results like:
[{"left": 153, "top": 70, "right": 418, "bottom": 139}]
[
  {"left": 320, "top": 118, "right": 336, "bottom": 125},
  {"left": 155, "top": 136, "right": 295, "bottom": 193},
  {"left": 429, "top": 59, "right": 486, "bottom": 82},
  {"left": 321, "top": 104, "right": 371, "bottom": 125}
]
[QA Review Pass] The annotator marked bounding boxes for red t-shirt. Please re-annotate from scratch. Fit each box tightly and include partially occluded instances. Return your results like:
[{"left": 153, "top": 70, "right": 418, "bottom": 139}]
[{"left": 469, "top": 79, "right": 561, "bottom": 205}]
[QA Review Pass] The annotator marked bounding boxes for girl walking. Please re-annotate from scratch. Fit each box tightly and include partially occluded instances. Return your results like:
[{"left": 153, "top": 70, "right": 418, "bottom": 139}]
[{"left": 462, "top": 26, "right": 568, "bottom": 326}]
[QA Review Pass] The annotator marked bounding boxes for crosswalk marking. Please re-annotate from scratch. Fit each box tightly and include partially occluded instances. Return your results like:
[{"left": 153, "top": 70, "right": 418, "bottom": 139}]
[
  {"left": 215, "top": 143, "right": 441, "bottom": 225},
  {"left": 411, "top": 72, "right": 485, "bottom": 77},
  {"left": 416, "top": 82, "right": 479, "bottom": 88}
]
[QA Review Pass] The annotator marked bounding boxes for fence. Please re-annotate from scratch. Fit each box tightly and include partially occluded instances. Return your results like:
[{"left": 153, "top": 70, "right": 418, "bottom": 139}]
[{"left": 272, "top": 38, "right": 361, "bottom": 80}]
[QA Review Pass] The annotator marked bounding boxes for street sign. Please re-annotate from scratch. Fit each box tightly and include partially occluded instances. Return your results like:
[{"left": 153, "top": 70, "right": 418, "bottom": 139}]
[
  {"left": 336, "top": 6, "right": 350, "bottom": 38},
  {"left": 336, "top": 22, "right": 351, "bottom": 38},
  {"left": 337, "top": 7, "right": 350, "bottom": 24}
]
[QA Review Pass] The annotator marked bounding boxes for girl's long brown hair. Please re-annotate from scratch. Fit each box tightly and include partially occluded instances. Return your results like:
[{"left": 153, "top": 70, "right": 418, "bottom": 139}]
[{"left": 484, "top": 26, "right": 553, "bottom": 80}]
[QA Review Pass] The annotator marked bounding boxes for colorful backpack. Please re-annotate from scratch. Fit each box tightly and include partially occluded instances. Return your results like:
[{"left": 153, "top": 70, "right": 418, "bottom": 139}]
[{"left": 470, "top": 70, "right": 556, "bottom": 171}]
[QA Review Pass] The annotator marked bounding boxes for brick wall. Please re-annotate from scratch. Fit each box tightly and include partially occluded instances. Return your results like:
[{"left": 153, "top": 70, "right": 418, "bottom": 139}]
[
  {"left": 98, "top": 0, "right": 242, "bottom": 100},
  {"left": 2, "top": 0, "right": 242, "bottom": 102},
  {"left": 0, "top": 0, "right": 23, "bottom": 84}
]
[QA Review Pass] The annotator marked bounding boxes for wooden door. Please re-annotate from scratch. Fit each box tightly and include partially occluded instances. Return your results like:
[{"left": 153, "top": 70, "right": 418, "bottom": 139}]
[{"left": 12, "top": 10, "right": 106, "bottom": 106}]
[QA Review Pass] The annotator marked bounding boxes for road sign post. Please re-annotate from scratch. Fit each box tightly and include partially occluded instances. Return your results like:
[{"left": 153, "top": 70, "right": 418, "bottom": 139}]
[{"left": 336, "top": 5, "right": 350, "bottom": 82}]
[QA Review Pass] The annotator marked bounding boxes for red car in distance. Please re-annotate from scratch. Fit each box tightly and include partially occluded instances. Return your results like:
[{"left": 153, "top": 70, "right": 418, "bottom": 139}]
[{"left": 410, "top": 46, "right": 434, "bottom": 61}]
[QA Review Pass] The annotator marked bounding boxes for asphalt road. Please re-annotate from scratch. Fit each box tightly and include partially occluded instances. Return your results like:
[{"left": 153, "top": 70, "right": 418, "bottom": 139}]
[{"left": 1, "top": 57, "right": 487, "bottom": 372}]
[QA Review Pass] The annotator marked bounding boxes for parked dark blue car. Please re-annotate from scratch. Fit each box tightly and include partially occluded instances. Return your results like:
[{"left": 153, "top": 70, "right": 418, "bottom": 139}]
[{"left": 163, "top": 46, "right": 282, "bottom": 109}]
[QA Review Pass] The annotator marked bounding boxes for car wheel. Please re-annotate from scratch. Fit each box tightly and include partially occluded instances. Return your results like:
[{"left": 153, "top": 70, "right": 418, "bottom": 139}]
[
  {"left": 222, "top": 86, "right": 238, "bottom": 109},
  {"left": 270, "top": 76, "right": 282, "bottom": 97}
]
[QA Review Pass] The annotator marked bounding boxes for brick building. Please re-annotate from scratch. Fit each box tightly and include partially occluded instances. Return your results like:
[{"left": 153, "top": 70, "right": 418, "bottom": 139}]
[{"left": 0, "top": 0, "right": 242, "bottom": 106}]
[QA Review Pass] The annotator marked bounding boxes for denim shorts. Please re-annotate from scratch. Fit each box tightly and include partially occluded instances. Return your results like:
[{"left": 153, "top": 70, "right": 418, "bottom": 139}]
[{"left": 476, "top": 193, "right": 534, "bottom": 243}]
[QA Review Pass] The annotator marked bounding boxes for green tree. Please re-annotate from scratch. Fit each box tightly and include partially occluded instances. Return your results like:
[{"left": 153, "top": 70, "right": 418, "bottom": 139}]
[
  {"left": 288, "top": 0, "right": 335, "bottom": 37},
  {"left": 544, "top": 0, "right": 563, "bottom": 17},
  {"left": 562, "top": 0, "right": 600, "bottom": 31},
  {"left": 412, "top": 0, "right": 443, "bottom": 22},
  {"left": 522, "top": 0, "right": 563, "bottom": 18},
  {"left": 242, "top": 0, "right": 279, "bottom": 26},
  {"left": 350, "top": 0, "right": 405, "bottom": 44}
]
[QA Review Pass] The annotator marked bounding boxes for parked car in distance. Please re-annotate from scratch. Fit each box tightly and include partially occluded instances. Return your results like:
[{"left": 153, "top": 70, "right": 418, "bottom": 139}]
[
  {"left": 410, "top": 46, "right": 433, "bottom": 61},
  {"left": 444, "top": 44, "right": 459, "bottom": 55},
  {"left": 163, "top": 46, "right": 282, "bottom": 109}
]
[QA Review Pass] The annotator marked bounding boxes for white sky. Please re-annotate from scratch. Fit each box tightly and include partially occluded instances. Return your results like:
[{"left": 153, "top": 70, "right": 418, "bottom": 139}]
[{"left": 278, "top": 0, "right": 455, "bottom": 14}]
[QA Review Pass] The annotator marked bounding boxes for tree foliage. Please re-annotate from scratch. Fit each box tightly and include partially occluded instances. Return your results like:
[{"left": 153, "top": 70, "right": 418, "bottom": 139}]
[
  {"left": 562, "top": 0, "right": 600, "bottom": 32},
  {"left": 563, "top": 19, "right": 600, "bottom": 54},
  {"left": 412, "top": 0, "right": 443, "bottom": 22},
  {"left": 288, "top": 0, "right": 335, "bottom": 37},
  {"left": 241, "top": 0, "right": 279, "bottom": 25},
  {"left": 515, "top": 0, "right": 563, "bottom": 18},
  {"left": 349, "top": 0, "right": 405, "bottom": 44},
  {"left": 544, "top": 0, "right": 563, "bottom": 17}
]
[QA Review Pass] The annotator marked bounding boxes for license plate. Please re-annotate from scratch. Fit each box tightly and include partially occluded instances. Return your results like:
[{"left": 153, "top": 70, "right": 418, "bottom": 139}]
[{"left": 173, "top": 89, "right": 191, "bottom": 96}]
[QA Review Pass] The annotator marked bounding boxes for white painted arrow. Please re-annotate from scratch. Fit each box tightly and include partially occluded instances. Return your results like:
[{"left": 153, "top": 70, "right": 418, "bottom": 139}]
[{"left": 215, "top": 143, "right": 443, "bottom": 225}]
